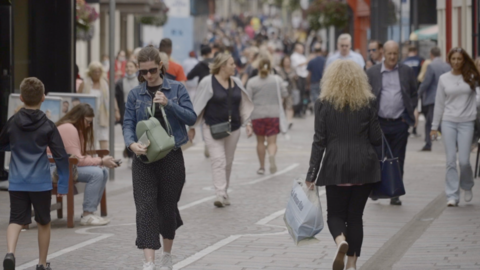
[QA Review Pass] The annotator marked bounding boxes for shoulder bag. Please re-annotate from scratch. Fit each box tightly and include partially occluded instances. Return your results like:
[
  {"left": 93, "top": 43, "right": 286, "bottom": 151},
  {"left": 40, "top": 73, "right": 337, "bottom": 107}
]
[
  {"left": 370, "top": 133, "right": 406, "bottom": 199},
  {"left": 210, "top": 79, "right": 232, "bottom": 140},
  {"left": 274, "top": 75, "right": 289, "bottom": 134},
  {"left": 135, "top": 103, "right": 176, "bottom": 163}
]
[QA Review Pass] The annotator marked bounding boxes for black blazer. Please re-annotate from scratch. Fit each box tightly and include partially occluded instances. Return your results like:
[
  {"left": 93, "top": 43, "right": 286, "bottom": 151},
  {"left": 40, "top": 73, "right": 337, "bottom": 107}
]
[
  {"left": 306, "top": 99, "right": 382, "bottom": 186},
  {"left": 366, "top": 63, "right": 418, "bottom": 124}
]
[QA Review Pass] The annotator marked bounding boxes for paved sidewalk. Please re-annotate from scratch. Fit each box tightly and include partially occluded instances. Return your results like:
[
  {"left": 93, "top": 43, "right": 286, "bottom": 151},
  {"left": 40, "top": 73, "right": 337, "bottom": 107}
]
[{"left": 0, "top": 117, "right": 479, "bottom": 270}]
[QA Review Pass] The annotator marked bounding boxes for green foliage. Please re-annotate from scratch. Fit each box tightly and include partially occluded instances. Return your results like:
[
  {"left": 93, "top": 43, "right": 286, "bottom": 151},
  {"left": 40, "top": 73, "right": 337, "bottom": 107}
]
[
  {"left": 307, "top": 0, "right": 348, "bottom": 30},
  {"left": 138, "top": 14, "right": 169, "bottom": 27}
]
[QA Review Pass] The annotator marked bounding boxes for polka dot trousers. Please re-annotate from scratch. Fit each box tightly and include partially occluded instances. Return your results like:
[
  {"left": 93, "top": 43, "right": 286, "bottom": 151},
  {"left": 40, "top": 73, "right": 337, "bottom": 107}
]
[{"left": 132, "top": 149, "right": 185, "bottom": 250}]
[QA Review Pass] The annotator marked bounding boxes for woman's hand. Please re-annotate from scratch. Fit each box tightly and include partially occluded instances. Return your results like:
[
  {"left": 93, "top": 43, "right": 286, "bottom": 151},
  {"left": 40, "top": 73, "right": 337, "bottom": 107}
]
[
  {"left": 305, "top": 181, "right": 314, "bottom": 190},
  {"left": 154, "top": 91, "right": 169, "bottom": 106},
  {"left": 246, "top": 125, "right": 253, "bottom": 138},
  {"left": 101, "top": 156, "right": 118, "bottom": 169},
  {"left": 115, "top": 110, "right": 121, "bottom": 122},
  {"left": 130, "top": 143, "right": 147, "bottom": 156},
  {"left": 188, "top": 129, "right": 196, "bottom": 142},
  {"left": 430, "top": 130, "right": 438, "bottom": 141}
]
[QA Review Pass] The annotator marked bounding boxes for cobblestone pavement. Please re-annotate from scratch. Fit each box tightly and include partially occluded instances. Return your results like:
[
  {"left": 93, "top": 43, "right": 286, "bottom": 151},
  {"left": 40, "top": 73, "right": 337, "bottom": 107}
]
[{"left": 1, "top": 115, "right": 479, "bottom": 270}]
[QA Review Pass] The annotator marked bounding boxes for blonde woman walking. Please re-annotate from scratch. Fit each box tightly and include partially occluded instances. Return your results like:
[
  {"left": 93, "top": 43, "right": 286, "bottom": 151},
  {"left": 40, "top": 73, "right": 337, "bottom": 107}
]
[
  {"left": 306, "top": 60, "right": 382, "bottom": 270},
  {"left": 247, "top": 58, "right": 288, "bottom": 175},
  {"left": 189, "top": 53, "right": 254, "bottom": 208}
]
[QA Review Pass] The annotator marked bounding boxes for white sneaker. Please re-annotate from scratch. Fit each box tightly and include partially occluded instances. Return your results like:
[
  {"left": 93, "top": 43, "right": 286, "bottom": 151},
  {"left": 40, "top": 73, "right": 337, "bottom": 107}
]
[
  {"left": 464, "top": 190, "right": 473, "bottom": 202},
  {"left": 143, "top": 261, "right": 155, "bottom": 270},
  {"left": 214, "top": 196, "right": 225, "bottom": 208},
  {"left": 80, "top": 214, "right": 110, "bottom": 226},
  {"left": 447, "top": 200, "right": 458, "bottom": 207},
  {"left": 333, "top": 241, "right": 348, "bottom": 270},
  {"left": 158, "top": 253, "right": 173, "bottom": 270},
  {"left": 224, "top": 196, "right": 231, "bottom": 206}
]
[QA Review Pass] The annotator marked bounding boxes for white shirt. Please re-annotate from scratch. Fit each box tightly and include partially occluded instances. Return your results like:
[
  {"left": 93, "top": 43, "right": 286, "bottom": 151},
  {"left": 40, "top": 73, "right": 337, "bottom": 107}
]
[
  {"left": 325, "top": 51, "right": 365, "bottom": 70},
  {"left": 290, "top": 52, "right": 308, "bottom": 78}
]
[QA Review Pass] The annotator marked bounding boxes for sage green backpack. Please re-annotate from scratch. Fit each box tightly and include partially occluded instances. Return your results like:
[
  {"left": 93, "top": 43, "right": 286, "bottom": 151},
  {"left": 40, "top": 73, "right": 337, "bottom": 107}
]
[{"left": 135, "top": 104, "right": 175, "bottom": 163}]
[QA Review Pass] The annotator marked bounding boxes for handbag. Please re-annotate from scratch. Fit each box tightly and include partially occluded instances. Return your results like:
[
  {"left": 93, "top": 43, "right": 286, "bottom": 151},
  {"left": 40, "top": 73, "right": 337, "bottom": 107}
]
[
  {"left": 210, "top": 79, "right": 232, "bottom": 140},
  {"left": 370, "top": 134, "right": 406, "bottom": 199},
  {"left": 51, "top": 155, "right": 78, "bottom": 184},
  {"left": 135, "top": 103, "right": 176, "bottom": 164},
  {"left": 274, "top": 75, "right": 289, "bottom": 134}
]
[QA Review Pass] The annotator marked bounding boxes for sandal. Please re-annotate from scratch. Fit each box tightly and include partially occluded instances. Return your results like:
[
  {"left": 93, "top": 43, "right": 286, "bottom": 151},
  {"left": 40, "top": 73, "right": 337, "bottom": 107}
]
[{"left": 257, "top": 168, "right": 265, "bottom": 175}]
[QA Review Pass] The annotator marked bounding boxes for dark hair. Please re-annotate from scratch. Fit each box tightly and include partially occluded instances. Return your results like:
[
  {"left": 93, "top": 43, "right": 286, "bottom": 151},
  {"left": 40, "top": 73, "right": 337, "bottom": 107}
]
[
  {"left": 200, "top": 45, "right": 212, "bottom": 56},
  {"left": 258, "top": 58, "right": 271, "bottom": 78},
  {"left": 430, "top": 47, "right": 441, "bottom": 57},
  {"left": 137, "top": 45, "right": 166, "bottom": 83},
  {"left": 56, "top": 103, "right": 95, "bottom": 155},
  {"left": 408, "top": 46, "right": 418, "bottom": 53},
  {"left": 448, "top": 47, "right": 480, "bottom": 90},
  {"left": 159, "top": 38, "right": 172, "bottom": 54},
  {"left": 20, "top": 77, "right": 44, "bottom": 106},
  {"left": 280, "top": 55, "right": 291, "bottom": 68},
  {"left": 369, "top": 40, "right": 383, "bottom": 49}
]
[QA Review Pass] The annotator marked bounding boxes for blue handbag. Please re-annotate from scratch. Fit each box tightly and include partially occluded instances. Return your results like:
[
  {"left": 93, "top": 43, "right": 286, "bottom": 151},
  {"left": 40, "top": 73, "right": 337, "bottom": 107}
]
[{"left": 370, "top": 134, "right": 406, "bottom": 199}]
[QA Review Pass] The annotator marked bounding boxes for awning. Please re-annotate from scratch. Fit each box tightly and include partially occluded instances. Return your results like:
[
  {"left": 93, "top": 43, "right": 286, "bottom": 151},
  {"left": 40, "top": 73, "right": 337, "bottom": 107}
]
[{"left": 413, "top": 25, "right": 438, "bottom": 41}]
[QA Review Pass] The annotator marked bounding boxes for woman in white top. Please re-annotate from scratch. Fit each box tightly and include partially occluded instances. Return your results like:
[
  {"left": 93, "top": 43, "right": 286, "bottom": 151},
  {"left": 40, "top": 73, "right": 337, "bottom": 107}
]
[
  {"left": 246, "top": 58, "right": 288, "bottom": 175},
  {"left": 78, "top": 61, "right": 120, "bottom": 149},
  {"left": 431, "top": 47, "right": 480, "bottom": 207}
]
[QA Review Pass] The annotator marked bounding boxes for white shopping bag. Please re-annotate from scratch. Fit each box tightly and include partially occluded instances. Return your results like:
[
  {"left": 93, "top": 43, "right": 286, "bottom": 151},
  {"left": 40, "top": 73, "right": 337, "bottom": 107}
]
[{"left": 284, "top": 179, "right": 324, "bottom": 246}]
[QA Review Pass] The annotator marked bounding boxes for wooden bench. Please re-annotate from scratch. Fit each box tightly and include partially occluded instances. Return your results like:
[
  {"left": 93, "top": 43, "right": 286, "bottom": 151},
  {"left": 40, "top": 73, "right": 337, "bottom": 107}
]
[{"left": 48, "top": 150, "right": 109, "bottom": 228}]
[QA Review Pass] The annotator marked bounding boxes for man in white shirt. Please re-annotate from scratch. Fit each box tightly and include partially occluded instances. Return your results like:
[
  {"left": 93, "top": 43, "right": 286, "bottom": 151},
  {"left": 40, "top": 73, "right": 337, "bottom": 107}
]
[
  {"left": 290, "top": 43, "right": 308, "bottom": 117},
  {"left": 325, "top": 33, "right": 365, "bottom": 69}
]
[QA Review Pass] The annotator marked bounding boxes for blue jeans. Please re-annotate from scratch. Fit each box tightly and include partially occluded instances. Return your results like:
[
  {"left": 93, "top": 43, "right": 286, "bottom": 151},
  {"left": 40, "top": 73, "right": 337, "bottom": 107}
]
[
  {"left": 77, "top": 166, "right": 108, "bottom": 213},
  {"left": 310, "top": 82, "right": 320, "bottom": 102},
  {"left": 441, "top": 121, "right": 475, "bottom": 202}
]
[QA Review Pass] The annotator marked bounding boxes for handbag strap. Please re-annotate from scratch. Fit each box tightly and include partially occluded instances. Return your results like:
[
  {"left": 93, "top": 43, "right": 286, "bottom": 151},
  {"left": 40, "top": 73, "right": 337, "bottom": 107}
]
[
  {"left": 381, "top": 132, "right": 394, "bottom": 159},
  {"left": 148, "top": 98, "right": 174, "bottom": 136},
  {"left": 227, "top": 78, "right": 232, "bottom": 123}
]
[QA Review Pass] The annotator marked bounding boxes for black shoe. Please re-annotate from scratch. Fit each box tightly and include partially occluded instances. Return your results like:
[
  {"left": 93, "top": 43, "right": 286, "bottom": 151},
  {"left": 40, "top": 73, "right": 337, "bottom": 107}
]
[
  {"left": 36, "top": 263, "right": 51, "bottom": 270},
  {"left": 421, "top": 146, "right": 432, "bottom": 152},
  {"left": 390, "top": 197, "right": 402, "bottom": 205},
  {"left": 3, "top": 253, "right": 15, "bottom": 270}
]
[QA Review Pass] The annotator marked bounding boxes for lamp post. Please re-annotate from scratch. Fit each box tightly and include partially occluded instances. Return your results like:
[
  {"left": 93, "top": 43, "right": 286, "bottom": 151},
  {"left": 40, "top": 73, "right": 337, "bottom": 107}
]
[{"left": 108, "top": 0, "right": 115, "bottom": 180}]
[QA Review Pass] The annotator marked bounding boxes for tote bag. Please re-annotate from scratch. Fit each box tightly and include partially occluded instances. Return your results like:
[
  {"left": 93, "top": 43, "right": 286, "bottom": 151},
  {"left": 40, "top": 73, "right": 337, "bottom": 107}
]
[
  {"left": 370, "top": 134, "right": 406, "bottom": 199},
  {"left": 274, "top": 75, "right": 289, "bottom": 134}
]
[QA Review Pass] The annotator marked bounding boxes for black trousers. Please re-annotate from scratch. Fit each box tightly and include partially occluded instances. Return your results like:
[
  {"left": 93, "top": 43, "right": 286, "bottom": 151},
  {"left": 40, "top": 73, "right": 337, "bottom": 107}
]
[
  {"left": 326, "top": 184, "right": 373, "bottom": 257},
  {"left": 423, "top": 104, "right": 435, "bottom": 148},
  {"left": 132, "top": 149, "right": 185, "bottom": 250}
]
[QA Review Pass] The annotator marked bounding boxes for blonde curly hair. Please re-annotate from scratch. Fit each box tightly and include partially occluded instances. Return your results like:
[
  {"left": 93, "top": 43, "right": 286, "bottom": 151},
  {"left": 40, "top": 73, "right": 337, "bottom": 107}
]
[{"left": 320, "top": 60, "right": 375, "bottom": 111}]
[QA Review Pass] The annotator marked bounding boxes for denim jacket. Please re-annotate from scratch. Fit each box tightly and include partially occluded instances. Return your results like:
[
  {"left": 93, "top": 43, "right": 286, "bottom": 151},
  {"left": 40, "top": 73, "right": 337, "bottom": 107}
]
[{"left": 123, "top": 79, "right": 197, "bottom": 149}]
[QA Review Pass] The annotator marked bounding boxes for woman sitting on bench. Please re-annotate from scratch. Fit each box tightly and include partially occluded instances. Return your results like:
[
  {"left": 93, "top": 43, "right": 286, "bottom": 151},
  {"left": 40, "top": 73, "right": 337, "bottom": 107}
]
[{"left": 55, "top": 103, "right": 118, "bottom": 226}]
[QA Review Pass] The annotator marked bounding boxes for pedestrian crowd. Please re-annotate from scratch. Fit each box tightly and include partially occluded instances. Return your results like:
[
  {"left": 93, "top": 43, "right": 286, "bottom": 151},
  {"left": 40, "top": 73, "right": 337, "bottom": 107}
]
[{"left": 2, "top": 13, "right": 480, "bottom": 270}]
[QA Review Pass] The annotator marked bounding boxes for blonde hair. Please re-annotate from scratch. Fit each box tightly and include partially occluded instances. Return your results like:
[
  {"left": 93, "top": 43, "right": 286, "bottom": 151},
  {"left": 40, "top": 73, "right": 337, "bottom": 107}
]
[
  {"left": 210, "top": 53, "right": 232, "bottom": 75},
  {"left": 320, "top": 60, "right": 374, "bottom": 111},
  {"left": 337, "top": 33, "right": 352, "bottom": 44},
  {"left": 86, "top": 61, "right": 104, "bottom": 78}
]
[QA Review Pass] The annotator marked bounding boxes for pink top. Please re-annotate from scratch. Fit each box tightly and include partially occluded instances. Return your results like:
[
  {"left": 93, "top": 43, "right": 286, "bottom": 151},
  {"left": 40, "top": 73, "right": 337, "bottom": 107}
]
[{"left": 56, "top": 123, "right": 101, "bottom": 167}]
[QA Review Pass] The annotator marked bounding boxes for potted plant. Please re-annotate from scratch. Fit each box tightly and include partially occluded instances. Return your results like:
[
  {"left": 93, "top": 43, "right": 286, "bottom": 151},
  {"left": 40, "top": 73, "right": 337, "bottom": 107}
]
[{"left": 76, "top": 0, "right": 99, "bottom": 41}]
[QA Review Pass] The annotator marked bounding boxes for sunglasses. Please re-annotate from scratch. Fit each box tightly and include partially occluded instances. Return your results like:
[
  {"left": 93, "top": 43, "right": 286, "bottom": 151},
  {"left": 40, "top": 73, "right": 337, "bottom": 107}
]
[
  {"left": 368, "top": 49, "right": 377, "bottom": 52},
  {"left": 139, "top": 68, "right": 159, "bottom": 76}
]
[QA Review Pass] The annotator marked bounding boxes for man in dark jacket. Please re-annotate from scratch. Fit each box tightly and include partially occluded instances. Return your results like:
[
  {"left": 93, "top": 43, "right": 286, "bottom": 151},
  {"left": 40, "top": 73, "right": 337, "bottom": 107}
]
[
  {"left": 367, "top": 41, "right": 418, "bottom": 206},
  {"left": 187, "top": 45, "right": 214, "bottom": 84},
  {"left": 418, "top": 47, "right": 451, "bottom": 151}
]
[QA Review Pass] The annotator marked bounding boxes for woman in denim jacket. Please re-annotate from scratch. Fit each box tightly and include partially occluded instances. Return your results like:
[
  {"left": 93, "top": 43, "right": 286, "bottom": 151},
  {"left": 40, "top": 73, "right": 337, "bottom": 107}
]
[{"left": 123, "top": 46, "right": 196, "bottom": 270}]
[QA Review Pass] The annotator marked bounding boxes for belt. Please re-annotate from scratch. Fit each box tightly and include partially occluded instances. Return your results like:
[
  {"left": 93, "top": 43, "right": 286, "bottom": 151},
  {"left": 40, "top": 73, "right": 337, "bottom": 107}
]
[{"left": 379, "top": 117, "right": 402, "bottom": 122}]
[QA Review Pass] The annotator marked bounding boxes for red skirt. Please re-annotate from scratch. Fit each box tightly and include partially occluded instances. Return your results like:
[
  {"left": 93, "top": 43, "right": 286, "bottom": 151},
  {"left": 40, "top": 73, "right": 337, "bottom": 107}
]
[{"left": 252, "top": 118, "right": 280, "bottom": 137}]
